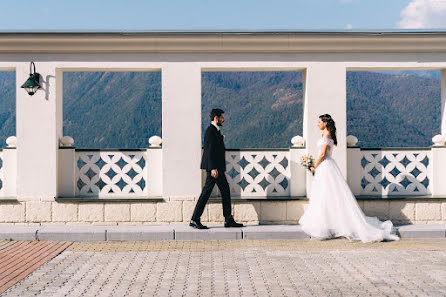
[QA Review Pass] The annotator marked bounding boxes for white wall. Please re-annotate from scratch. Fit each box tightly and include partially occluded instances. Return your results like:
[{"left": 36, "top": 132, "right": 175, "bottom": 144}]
[
  {"left": 162, "top": 64, "right": 202, "bottom": 197},
  {"left": 1, "top": 52, "right": 446, "bottom": 200},
  {"left": 15, "top": 62, "right": 61, "bottom": 200}
]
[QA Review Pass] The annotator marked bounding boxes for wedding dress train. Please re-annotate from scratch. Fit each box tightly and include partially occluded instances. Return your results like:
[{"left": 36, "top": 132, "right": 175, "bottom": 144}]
[{"left": 299, "top": 137, "right": 399, "bottom": 243}]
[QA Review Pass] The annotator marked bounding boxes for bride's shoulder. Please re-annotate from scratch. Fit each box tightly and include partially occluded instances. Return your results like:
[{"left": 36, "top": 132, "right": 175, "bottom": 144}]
[{"left": 320, "top": 136, "right": 334, "bottom": 145}]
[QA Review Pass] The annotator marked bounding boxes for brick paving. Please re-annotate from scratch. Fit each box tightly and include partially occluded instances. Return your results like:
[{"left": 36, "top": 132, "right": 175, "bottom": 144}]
[
  {"left": 1, "top": 239, "right": 445, "bottom": 297},
  {"left": 0, "top": 240, "right": 72, "bottom": 295}
]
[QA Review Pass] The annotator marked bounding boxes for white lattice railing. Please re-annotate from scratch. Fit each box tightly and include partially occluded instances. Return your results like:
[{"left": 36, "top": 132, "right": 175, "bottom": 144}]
[
  {"left": 75, "top": 150, "right": 148, "bottom": 197},
  {"left": 360, "top": 149, "right": 432, "bottom": 195},
  {"left": 225, "top": 150, "right": 291, "bottom": 197}
]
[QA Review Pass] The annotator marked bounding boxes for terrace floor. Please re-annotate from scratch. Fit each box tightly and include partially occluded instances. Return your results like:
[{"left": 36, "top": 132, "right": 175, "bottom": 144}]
[{"left": 1, "top": 238, "right": 445, "bottom": 296}]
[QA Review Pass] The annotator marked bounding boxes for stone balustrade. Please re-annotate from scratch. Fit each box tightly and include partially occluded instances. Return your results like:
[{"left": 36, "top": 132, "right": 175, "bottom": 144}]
[
  {"left": 58, "top": 148, "right": 162, "bottom": 198},
  {"left": 0, "top": 134, "right": 445, "bottom": 225}
]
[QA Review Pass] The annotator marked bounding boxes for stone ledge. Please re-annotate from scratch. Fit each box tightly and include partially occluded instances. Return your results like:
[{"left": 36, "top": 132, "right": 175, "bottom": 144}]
[
  {"left": 52, "top": 196, "right": 446, "bottom": 203},
  {"left": 0, "top": 226, "right": 38, "bottom": 241},
  {"left": 395, "top": 224, "right": 446, "bottom": 238},
  {"left": 37, "top": 226, "right": 107, "bottom": 241},
  {"left": 106, "top": 226, "right": 174, "bottom": 241},
  {"left": 0, "top": 198, "right": 19, "bottom": 203},
  {"left": 200, "top": 196, "right": 446, "bottom": 202},
  {"left": 1, "top": 224, "right": 444, "bottom": 241},
  {"left": 209, "top": 197, "right": 307, "bottom": 202},
  {"left": 174, "top": 225, "right": 243, "bottom": 240},
  {"left": 356, "top": 195, "right": 446, "bottom": 201},
  {"left": 242, "top": 225, "right": 309, "bottom": 240},
  {"left": 56, "top": 197, "right": 164, "bottom": 203}
]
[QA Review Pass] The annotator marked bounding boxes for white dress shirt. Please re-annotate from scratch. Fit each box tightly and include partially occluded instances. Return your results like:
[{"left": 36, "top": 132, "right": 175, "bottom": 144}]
[{"left": 211, "top": 122, "right": 220, "bottom": 131}]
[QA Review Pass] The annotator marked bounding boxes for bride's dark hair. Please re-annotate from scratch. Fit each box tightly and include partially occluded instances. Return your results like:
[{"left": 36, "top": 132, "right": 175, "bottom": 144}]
[{"left": 319, "top": 114, "right": 337, "bottom": 145}]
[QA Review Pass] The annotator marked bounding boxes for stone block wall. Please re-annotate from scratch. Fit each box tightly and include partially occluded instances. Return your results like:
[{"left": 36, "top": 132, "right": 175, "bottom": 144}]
[{"left": 0, "top": 199, "right": 445, "bottom": 225}]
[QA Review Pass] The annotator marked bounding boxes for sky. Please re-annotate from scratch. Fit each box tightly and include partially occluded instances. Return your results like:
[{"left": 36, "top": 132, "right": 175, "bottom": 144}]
[{"left": 0, "top": 0, "right": 446, "bottom": 31}]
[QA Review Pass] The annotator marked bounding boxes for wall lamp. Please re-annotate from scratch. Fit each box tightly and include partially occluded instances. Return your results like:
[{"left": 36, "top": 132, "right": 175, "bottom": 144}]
[{"left": 21, "top": 61, "right": 41, "bottom": 96}]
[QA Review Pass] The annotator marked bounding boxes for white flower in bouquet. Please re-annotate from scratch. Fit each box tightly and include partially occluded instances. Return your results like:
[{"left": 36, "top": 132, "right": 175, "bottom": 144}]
[{"left": 300, "top": 154, "right": 315, "bottom": 175}]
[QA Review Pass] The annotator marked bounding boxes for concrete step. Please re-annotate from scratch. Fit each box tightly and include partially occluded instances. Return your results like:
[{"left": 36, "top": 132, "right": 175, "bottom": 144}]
[
  {"left": 0, "top": 224, "right": 444, "bottom": 242},
  {"left": 242, "top": 225, "right": 309, "bottom": 240},
  {"left": 174, "top": 225, "right": 242, "bottom": 240},
  {"left": 395, "top": 224, "right": 446, "bottom": 238},
  {"left": 106, "top": 225, "right": 174, "bottom": 241},
  {"left": 37, "top": 226, "right": 108, "bottom": 241},
  {"left": 0, "top": 226, "right": 38, "bottom": 241}
]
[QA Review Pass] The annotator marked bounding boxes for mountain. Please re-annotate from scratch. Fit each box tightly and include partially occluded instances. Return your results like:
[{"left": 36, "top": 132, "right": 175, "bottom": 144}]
[
  {"left": 63, "top": 72, "right": 162, "bottom": 149},
  {"left": 0, "top": 71, "right": 16, "bottom": 147},
  {"left": 376, "top": 70, "right": 441, "bottom": 80},
  {"left": 347, "top": 71, "right": 440, "bottom": 147},
  {"left": 201, "top": 71, "right": 303, "bottom": 148},
  {"left": 0, "top": 70, "right": 441, "bottom": 149}
]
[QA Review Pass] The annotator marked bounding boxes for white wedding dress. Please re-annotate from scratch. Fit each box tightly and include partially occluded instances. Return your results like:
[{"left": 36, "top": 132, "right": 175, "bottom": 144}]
[{"left": 299, "top": 137, "right": 399, "bottom": 243}]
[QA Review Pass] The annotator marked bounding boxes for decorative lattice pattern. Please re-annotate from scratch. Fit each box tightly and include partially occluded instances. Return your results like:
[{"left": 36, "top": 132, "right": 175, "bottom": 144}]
[
  {"left": 75, "top": 151, "right": 147, "bottom": 197},
  {"left": 225, "top": 151, "right": 290, "bottom": 197},
  {"left": 360, "top": 150, "right": 431, "bottom": 195}
]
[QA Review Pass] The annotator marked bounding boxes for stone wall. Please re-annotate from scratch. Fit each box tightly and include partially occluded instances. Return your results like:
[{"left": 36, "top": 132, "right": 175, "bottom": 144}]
[{"left": 0, "top": 199, "right": 445, "bottom": 225}]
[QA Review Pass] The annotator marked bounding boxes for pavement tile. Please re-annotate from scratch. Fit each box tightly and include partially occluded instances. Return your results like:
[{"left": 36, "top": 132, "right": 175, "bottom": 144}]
[{"left": 1, "top": 238, "right": 445, "bottom": 297}]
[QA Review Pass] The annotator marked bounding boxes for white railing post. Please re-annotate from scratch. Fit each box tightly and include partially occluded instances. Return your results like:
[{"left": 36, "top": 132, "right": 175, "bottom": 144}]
[
  {"left": 2, "top": 136, "right": 17, "bottom": 197},
  {"left": 290, "top": 136, "right": 306, "bottom": 197},
  {"left": 147, "top": 136, "right": 163, "bottom": 196},
  {"left": 347, "top": 135, "right": 362, "bottom": 195},
  {"left": 58, "top": 136, "right": 76, "bottom": 198},
  {"left": 432, "top": 135, "right": 446, "bottom": 196}
]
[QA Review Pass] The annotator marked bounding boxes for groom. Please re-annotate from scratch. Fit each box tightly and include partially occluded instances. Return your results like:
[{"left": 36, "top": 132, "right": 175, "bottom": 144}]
[{"left": 190, "top": 108, "right": 244, "bottom": 229}]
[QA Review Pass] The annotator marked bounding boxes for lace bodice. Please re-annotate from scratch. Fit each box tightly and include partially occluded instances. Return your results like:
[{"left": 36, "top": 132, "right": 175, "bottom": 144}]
[{"left": 317, "top": 137, "right": 334, "bottom": 157}]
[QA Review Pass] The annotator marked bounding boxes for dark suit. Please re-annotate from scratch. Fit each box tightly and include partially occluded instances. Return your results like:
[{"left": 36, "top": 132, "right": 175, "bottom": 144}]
[{"left": 192, "top": 124, "right": 232, "bottom": 221}]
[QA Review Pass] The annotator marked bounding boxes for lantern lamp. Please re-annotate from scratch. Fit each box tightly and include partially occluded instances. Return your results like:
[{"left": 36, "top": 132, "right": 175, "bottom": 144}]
[{"left": 21, "top": 61, "right": 41, "bottom": 96}]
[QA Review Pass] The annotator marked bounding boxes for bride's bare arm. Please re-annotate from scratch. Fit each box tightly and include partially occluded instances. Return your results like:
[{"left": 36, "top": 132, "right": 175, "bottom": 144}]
[{"left": 311, "top": 144, "right": 328, "bottom": 170}]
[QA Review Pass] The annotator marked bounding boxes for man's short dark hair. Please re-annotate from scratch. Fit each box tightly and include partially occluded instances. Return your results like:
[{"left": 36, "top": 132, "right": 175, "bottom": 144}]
[{"left": 210, "top": 108, "right": 224, "bottom": 121}]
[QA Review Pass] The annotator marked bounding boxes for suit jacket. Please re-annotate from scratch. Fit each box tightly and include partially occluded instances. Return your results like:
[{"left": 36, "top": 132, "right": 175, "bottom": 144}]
[{"left": 201, "top": 125, "right": 226, "bottom": 172}]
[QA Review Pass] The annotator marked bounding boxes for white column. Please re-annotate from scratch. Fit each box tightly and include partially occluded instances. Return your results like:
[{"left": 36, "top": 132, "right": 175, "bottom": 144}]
[
  {"left": 2, "top": 147, "right": 17, "bottom": 197},
  {"left": 289, "top": 147, "right": 306, "bottom": 196},
  {"left": 303, "top": 65, "right": 347, "bottom": 196},
  {"left": 16, "top": 63, "right": 62, "bottom": 200},
  {"left": 432, "top": 146, "right": 446, "bottom": 196},
  {"left": 162, "top": 64, "right": 202, "bottom": 197},
  {"left": 441, "top": 69, "right": 446, "bottom": 135},
  {"left": 347, "top": 147, "right": 362, "bottom": 195},
  {"left": 58, "top": 147, "right": 76, "bottom": 197},
  {"left": 146, "top": 147, "right": 163, "bottom": 196},
  {"left": 433, "top": 69, "right": 446, "bottom": 196}
]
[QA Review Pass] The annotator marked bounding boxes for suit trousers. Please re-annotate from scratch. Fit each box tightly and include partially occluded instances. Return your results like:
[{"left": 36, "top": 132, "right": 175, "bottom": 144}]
[{"left": 191, "top": 170, "right": 232, "bottom": 221}]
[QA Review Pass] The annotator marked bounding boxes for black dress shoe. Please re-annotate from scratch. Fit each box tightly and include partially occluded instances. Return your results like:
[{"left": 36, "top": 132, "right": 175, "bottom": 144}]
[
  {"left": 189, "top": 219, "right": 209, "bottom": 229},
  {"left": 224, "top": 218, "right": 244, "bottom": 228}
]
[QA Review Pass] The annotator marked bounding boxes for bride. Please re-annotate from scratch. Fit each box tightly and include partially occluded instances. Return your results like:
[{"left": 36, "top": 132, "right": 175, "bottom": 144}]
[{"left": 299, "top": 114, "right": 399, "bottom": 243}]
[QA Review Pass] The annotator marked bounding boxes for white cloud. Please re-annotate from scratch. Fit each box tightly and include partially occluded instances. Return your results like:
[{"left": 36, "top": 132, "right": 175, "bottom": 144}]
[
  {"left": 345, "top": 24, "right": 353, "bottom": 29},
  {"left": 398, "top": 0, "right": 446, "bottom": 28}
]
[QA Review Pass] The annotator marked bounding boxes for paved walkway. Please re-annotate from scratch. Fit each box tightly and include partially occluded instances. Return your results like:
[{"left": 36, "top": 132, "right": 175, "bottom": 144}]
[
  {"left": 0, "top": 241, "right": 72, "bottom": 295},
  {"left": 1, "top": 238, "right": 445, "bottom": 297}
]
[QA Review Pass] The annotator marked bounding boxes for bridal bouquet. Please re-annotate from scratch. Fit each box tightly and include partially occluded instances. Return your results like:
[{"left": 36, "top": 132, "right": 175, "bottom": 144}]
[{"left": 300, "top": 154, "right": 315, "bottom": 175}]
